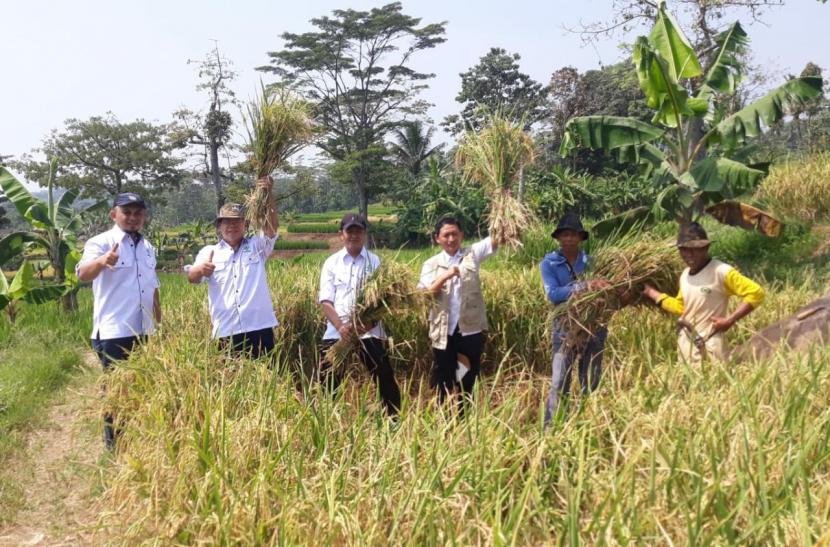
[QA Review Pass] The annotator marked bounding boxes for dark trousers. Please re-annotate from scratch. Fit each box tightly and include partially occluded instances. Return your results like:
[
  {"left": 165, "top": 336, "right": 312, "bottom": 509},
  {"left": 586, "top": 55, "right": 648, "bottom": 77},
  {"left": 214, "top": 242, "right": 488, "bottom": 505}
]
[
  {"left": 319, "top": 337, "right": 401, "bottom": 416},
  {"left": 92, "top": 335, "right": 143, "bottom": 449},
  {"left": 431, "top": 329, "right": 484, "bottom": 408},
  {"left": 219, "top": 327, "right": 275, "bottom": 360}
]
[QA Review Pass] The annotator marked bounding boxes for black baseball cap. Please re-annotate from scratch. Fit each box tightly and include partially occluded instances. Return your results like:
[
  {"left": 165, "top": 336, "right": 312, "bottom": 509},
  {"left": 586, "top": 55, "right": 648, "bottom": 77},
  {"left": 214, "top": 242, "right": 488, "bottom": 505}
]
[
  {"left": 113, "top": 192, "right": 146, "bottom": 209},
  {"left": 340, "top": 213, "right": 368, "bottom": 231}
]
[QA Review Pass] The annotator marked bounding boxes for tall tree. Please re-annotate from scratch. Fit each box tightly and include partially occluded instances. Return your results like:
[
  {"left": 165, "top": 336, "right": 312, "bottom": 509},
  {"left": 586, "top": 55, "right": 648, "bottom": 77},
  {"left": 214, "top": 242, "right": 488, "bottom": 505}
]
[
  {"left": 389, "top": 120, "right": 442, "bottom": 177},
  {"left": 443, "top": 48, "right": 549, "bottom": 136},
  {"left": 15, "top": 114, "right": 184, "bottom": 200},
  {"left": 172, "top": 43, "right": 237, "bottom": 212},
  {"left": 258, "top": 2, "right": 446, "bottom": 218}
]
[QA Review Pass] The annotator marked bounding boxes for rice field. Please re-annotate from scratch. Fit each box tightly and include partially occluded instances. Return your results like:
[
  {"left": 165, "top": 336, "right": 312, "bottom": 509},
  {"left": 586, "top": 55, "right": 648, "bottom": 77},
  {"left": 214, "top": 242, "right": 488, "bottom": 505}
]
[
  {"left": 1, "top": 219, "right": 829, "bottom": 543},
  {"left": 60, "top": 222, "right": 830, "bottom": 544}
]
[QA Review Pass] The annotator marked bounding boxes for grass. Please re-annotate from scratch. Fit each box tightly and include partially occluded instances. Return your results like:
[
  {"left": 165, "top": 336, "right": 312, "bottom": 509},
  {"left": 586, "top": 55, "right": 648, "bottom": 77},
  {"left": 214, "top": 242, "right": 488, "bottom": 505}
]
[
  {"left": 4, "top": 214, "right": 830, "bottom": 542},
  {"left": 286, "top": 222, "right": 340, "bottom": 234},
  {"left": 756, "top": 153, "right": 830, "bottom": 223},
  {"left": 79, "top": 219, "right": 830, "bottom": 544},
  {"left": 0, "top": 293, "right": 92, "bottom": 523},
  {"left": 273, "top": 239, "right": 330, "bottom": 251}
]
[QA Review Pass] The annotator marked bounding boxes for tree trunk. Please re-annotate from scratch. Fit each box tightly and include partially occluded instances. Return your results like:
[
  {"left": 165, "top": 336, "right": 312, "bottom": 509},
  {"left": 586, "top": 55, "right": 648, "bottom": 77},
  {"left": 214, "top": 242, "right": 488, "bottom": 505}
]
[
  {"left": 355, "top": 166, "right": 369, "bottom": 220},
  {"left": 210, "top": 136, "right": 224, "bottom": 212}
]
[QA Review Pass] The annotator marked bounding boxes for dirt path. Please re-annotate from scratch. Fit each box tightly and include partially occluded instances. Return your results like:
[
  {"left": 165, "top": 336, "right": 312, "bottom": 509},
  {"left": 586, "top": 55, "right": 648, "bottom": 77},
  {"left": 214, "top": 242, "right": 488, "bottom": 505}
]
[{"left": 0, "top": 353, "right": 104, "bottom": 546}]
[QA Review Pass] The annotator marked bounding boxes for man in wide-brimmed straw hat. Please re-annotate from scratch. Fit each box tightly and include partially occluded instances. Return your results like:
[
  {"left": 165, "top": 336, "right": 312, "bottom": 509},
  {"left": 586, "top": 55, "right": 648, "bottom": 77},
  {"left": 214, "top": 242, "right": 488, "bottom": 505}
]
[
  {"left": 642, "top": 221, "right": 765, "bottom": 364},
  {"left": 540, "top": 212, "right": 612, "bottom": 424},
  {"left": 186, "top": 178, "right": 279, "bottom": 359}
]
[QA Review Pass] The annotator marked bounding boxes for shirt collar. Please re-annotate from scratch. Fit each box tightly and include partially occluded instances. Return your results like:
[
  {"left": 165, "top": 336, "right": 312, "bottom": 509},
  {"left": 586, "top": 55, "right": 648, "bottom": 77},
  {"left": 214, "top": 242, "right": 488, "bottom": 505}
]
[
  {"left": 110, "top": 224, "right": 142, "bottom": 243},
  {"left": 339, "top": 246, "right": 368, "bottom": 264}
]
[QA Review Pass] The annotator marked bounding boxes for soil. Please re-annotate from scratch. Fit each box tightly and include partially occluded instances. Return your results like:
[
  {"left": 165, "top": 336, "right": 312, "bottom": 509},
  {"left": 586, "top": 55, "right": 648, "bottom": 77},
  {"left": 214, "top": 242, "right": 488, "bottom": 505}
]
[{"left": 0, "top": 354, "right": 103, "bottom": 546}]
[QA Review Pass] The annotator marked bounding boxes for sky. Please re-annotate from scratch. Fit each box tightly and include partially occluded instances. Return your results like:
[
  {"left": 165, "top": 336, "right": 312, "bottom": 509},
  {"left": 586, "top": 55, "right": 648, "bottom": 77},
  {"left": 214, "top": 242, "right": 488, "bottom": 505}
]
[{"left": 2, "top": 0, "right": 828, "bottom": 174}]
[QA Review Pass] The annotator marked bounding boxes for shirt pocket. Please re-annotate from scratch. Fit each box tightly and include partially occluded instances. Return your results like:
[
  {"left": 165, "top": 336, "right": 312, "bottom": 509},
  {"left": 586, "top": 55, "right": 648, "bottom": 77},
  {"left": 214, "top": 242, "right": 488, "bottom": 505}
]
[
  {"left": 144, "top": 249, "right": 157, "bottom": 270},
  {"left": 242, "top": 252, "right": 261, "bottom": 268}
]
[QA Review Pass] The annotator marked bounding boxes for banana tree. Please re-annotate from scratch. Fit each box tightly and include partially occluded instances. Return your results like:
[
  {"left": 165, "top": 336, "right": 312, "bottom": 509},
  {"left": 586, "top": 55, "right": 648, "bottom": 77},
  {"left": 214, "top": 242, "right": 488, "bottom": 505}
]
[
  {"left": 560, "top": 0, "right": 824, "bottom": 237},
  {"left": 0, "top": 261, "right": 66, "bottom": 323},
  {"left": 0, "top": 162, "right": 107, "bottom": 311}
]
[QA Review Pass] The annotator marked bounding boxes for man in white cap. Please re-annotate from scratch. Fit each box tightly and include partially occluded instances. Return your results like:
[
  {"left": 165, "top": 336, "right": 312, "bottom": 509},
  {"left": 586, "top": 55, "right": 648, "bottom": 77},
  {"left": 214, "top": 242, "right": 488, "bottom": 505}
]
[
  {"left": 187, "top": 178, "right": 279, "bottom": 358},
  {"left": 77, "top": 192, "right": 161, "bottom": 448}
]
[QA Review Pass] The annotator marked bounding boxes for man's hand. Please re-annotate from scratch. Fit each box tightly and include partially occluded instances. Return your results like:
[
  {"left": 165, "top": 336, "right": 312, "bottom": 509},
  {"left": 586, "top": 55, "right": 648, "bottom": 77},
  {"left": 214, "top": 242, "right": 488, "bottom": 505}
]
[
  {"left": 588, "top": 279, "right": 612, "bottom": 291},
  {"left": 99, "top": 242, "right": 120, "bottom": 270},
  {"left": 444, "top": 265, "right": 460, "bottom": 281},
  {"left": 201, "top": 250, "right": 216, "bottom": 277},
  {"left": 642, "top": 283, "right": 661, "bottom": 301},
  {"left": 256, "top": 176, "right": 273, "bottom": 191},
  {"left": 710, "top": 316, "right": 734, "bottom": 334},
  {"left": 337, "top": 323, "right": 352, "bottom": 338}
]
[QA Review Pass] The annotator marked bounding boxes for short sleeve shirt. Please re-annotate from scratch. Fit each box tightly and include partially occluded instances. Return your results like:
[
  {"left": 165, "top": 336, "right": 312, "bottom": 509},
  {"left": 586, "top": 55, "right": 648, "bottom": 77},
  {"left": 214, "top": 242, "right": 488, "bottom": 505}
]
[
  {"left": 77, "top": 225, "right": 159, "bottom": 339},
  {"left": 189, "top": 234, "right": 278, "bottom": 339}
]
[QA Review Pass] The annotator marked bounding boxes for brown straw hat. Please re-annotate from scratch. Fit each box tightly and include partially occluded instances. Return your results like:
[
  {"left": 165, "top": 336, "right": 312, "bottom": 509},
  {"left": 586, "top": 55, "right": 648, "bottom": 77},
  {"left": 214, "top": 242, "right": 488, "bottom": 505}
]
[
  {"left": 676, "top": 222, "right": 711, "bottom": 249},
  {"left": 215, "top": 203, "right": 246, "bottom": 222}
]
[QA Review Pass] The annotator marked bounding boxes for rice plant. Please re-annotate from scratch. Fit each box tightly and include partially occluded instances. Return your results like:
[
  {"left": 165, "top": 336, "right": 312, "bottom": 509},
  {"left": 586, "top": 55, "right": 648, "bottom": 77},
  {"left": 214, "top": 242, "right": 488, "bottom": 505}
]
[
  {"left": 243, "top": 84, "right": 313, "bottom": 232},
  {"left": 455, "top": 115, "right": 536, "bottom": 250}
]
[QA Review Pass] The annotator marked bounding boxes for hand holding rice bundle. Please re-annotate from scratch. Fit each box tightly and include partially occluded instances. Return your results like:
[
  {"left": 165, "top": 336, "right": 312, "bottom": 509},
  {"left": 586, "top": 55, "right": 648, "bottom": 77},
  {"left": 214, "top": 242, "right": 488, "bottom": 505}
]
[
  {"left": 555, "top": 235, "right": 683, "bottom": 348},
  {"left": 326, "top": 260, "right": 426, "bottom": 369},
  {"left": 244, "top": 84, "right": 313, "bottom": 233},
  {"left": 455, "top": 115, "right": 536, "bottom": 249}
]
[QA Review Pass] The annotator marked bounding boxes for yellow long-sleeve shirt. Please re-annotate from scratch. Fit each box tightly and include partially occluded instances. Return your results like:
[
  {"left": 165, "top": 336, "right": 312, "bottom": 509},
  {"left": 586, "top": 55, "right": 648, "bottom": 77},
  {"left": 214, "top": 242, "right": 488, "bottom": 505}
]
[{"left": 657, "top": 259, "right": 764, "bottom": 363}]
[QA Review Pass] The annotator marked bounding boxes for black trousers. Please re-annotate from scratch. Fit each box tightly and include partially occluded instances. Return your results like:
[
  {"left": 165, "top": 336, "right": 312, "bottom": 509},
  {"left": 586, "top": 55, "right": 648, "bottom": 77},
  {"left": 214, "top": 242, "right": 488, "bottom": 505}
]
[
  {"left": 219, "top": 327, "right": 275, "bottom": 360},
  {"left": 431, "top": 329, "right": 484, "bottom": 407},
  {"left": 319, "top": 337, "right": 401, "bottom": 416},
  {"left": 92, "top": 335, "right": 143, "bottom": 450}
]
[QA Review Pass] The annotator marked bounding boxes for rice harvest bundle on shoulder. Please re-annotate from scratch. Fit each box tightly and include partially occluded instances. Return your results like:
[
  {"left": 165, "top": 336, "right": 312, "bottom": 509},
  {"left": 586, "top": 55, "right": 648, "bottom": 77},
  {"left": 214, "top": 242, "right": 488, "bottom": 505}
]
[
  {"left": 555, "top": 234, "right": 683, "bottom": 348},
  {"left": 326, "top": 260, "right": 426, "bottom": 368},
  {"left": 455, "top": 115, "right": 536, "bottom": 250},
  {"left": 243, "top": 85, "right": 313, "bottom": 232}
]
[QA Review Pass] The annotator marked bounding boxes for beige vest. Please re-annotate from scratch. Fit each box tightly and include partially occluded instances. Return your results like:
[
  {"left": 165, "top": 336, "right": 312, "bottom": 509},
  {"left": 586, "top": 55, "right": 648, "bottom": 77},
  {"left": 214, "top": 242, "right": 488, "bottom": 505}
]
[
  {"left": 677, "top": 259, "right": 732, "bottom": 364},
  {"left": 423, "top": 249, "right": 488, "bottom": 349}
]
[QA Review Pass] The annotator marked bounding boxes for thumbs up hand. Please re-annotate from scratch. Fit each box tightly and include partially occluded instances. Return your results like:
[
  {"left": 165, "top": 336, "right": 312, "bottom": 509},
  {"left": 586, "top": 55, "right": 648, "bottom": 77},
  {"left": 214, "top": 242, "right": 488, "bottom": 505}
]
[
  {"left": 100, "top": 242, "right": 120, "bottom": 270},
  {"left": 201, "top": 250, "right": 216, "bottom": 277}
]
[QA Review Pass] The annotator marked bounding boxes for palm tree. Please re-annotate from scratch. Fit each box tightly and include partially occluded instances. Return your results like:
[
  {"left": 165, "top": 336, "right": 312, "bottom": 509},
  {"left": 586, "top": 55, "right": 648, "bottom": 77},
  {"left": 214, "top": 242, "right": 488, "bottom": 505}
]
[{"left": 389, "top": 121, "right": 443, "bottom": 178}]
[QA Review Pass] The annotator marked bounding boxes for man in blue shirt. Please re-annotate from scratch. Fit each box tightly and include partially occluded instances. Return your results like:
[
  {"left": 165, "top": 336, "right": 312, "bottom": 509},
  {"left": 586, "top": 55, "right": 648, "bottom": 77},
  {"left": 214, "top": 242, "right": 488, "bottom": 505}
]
[{"left": 539, "top": 212, "right": 610, "bottom": 424}]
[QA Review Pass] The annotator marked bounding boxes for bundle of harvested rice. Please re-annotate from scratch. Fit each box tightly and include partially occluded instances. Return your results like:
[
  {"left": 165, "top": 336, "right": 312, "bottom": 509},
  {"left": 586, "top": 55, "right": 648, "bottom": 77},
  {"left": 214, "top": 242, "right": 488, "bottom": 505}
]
[
  {"left": 326, "top": 260, "right": 425, "bottom": 368},
  {"left": 455, "top": 115, "right": 536, "bottom": 249},
  {"left": 554, "top": 234, "right": 683, "bottom": 348},
  {"left": 244, "top": 84, "right": 312, "bottom": 232}
]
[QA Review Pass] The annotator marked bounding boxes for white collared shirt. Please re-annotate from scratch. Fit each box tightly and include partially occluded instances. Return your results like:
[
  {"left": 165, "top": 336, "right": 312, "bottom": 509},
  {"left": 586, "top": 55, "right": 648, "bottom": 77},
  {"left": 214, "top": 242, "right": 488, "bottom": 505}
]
[
  {"left": 78, "top": 225, "right": 160, "bottom": 340},
  {"left": 318, "top": 247, "right": 385, "bottom": 340},
  {"left": 417, "top": 237, "right": 495, "bottom": 336},
  {"left": 188, "top": 234, "right": 278, "bottom": 339}
]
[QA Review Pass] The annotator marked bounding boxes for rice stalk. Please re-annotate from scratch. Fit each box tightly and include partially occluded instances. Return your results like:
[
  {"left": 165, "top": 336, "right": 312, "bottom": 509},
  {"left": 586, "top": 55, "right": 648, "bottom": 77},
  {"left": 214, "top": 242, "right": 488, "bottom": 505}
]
[
  {"left": 555, "top": 233, "right": 683, "bottom": 348},
  {"left": 243, "top": 84, "right": 312, "bottom": 232},
  {"left": 455, "top": 115, "right": 536, "bottom": 249},
  {"left": 325, "top": 259, "right": 426, "bottom": 369}
]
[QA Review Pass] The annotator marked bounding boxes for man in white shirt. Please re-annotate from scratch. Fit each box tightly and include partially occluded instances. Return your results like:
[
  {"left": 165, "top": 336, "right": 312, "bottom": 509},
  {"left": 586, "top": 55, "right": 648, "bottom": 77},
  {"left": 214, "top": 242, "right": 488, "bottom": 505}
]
[
  {"left": 317, "top": 214, "right": 401, "bottom": 416},
  {"left": 186, "top": 178, "right": 279, "bottom": 359},
  {"left": 77, "top": 192, "right": 161, "bottom": 448},
  {"left": 418, "top": 217, "right": 498, "bottom": 411}
]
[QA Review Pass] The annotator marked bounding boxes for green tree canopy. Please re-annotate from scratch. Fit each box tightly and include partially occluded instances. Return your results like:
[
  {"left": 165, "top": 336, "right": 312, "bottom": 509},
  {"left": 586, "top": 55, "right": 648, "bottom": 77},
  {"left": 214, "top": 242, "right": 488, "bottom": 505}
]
[
  {"left": 258, "top": 2, "right": 446, "bottom": 218},
  {"left": 16, "top": 114, "right": 184, "bottom": 201},
  {"left": 443, "top": 47, "right": 549, "bottom": 136}
]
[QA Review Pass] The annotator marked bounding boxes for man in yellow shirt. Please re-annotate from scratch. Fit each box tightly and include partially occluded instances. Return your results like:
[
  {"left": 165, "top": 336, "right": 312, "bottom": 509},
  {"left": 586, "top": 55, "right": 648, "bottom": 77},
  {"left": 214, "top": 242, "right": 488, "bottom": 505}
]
[{"left": 642, "top": 222, "right": 764, "bottom": 364}]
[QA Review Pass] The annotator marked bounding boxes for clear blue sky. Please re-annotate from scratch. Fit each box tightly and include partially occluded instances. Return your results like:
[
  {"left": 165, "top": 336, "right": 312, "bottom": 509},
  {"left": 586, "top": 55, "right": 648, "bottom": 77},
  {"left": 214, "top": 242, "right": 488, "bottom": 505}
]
[{"left": 2, "top": 0, "right": 827, "bottom": 164}]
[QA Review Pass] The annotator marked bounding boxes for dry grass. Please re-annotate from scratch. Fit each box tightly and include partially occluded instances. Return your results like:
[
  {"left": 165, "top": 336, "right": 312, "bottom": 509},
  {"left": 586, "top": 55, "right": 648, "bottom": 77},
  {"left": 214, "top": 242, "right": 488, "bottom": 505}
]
[
  {"left": 455, "top": 115, "right": 536, "bottom": 249},
  {"left": 244, "top": 85, "right": 312, "bottom": 232},
  {"left": 756, "top": 153, "right": 830, "bottom": 223}
]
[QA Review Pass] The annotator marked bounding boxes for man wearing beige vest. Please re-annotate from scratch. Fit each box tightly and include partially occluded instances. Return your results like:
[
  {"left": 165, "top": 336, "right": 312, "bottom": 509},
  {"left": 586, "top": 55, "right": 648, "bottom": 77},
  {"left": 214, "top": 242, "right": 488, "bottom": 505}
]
[
  {"left": 642, "top": 222, "right": 765, "bottom": 364},
  {"left": 418, "top": 217, "right": 498, "bottom": 410}
]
